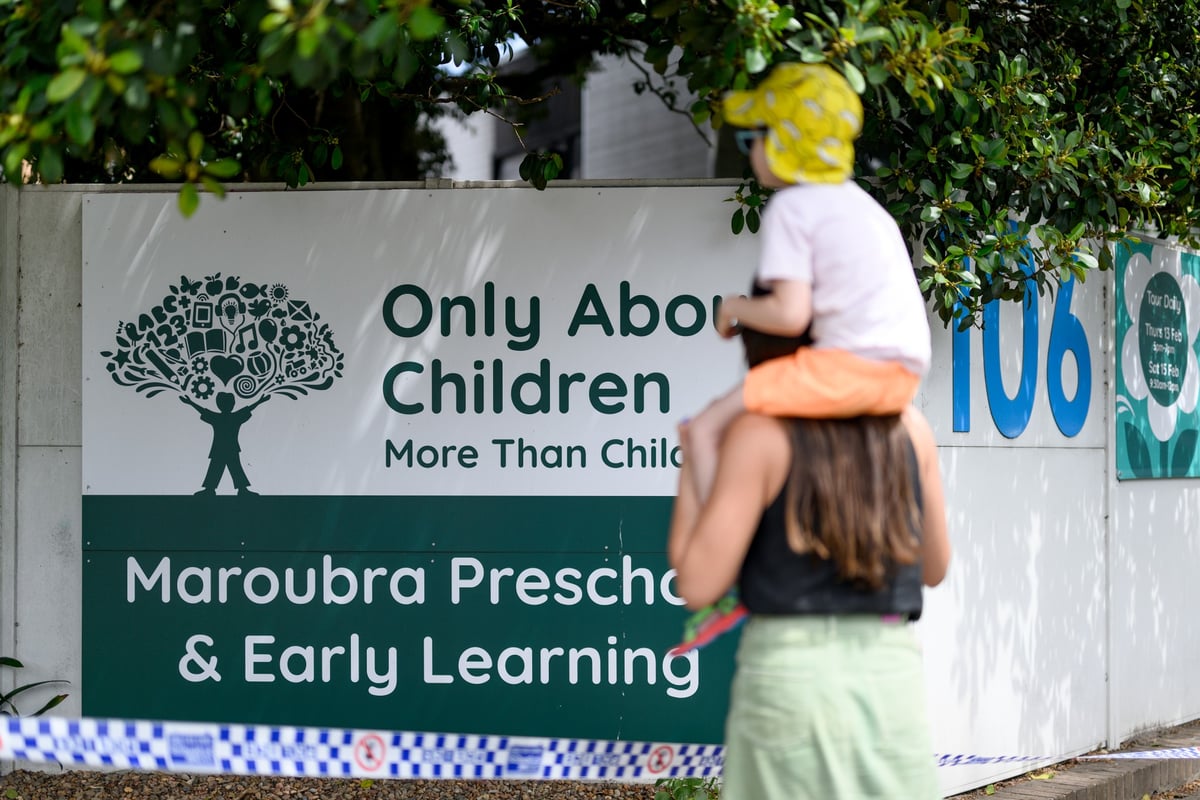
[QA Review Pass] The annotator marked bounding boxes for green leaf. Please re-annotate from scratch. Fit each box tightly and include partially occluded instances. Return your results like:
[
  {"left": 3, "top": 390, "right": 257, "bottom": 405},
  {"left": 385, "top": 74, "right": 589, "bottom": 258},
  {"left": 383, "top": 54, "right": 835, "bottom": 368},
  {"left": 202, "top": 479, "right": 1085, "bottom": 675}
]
[
  {"left": 330, "top": 146, "right": 343, "bottom": 170},
  {"left": 920, "top": 205, "right": 942, "bottom": 222},
  {"left": 204, "top": 158, "right": 240, "bottom": 179},
  {"left": 865, "top": 64, "right": 890, "bottom": 86},
  {"left": 59, "top": 25, "right": 91, "bottom": 56},
  {"left": 38, "top": 146, "right": 64, "bottom": 183},
  {"left": 362, "top": 14, "right": 399, "bottom": 50},
  {"left": 744, "top": 47, "right": 767, "bottom": 74},
  {"left": 149, "top": 155, "right": 185, "bottom": 179},
  {"left": 297, "top": 27, "right": 319, "bottom": 59},
  {"left": 254, "top": 80, "right": 274, "bottom": 115},
  {"left": 46, "top": 68, "right": 87, "bottom": 103},
  {"left": 4, "top": 144, "right": 29, "bottom": 179},
  {"left": 407, "top": 6, "right": 444, "bottom": 41},
  {"left": 840, "top": 61, "right": 866, "bottom": 93},
  {"left": 731, "top": 207, "right": 745, "bottom": 234},
  {"left": 187, "top": 131, "right": 204, "bottom": 160},
  {"left": 259, "top": 12, "right": 289, "bottom": 33},
  {"left": 64, "top": 101, "right": 96, "bottom": 145},
  {"left": 108, "top": 49, "right": 143, "bottom": 74},
  {"left": 200, "top": 175, "right": 226, "bottom": 199},
  {"left": 31, "top": 693, "right": 68, "bottom": 716},
  {"left": 651, "top": 0, "right": 682, "bottom": 18},
  {"left": 178, "top": 182, "right": 200, "bottom": 217}
]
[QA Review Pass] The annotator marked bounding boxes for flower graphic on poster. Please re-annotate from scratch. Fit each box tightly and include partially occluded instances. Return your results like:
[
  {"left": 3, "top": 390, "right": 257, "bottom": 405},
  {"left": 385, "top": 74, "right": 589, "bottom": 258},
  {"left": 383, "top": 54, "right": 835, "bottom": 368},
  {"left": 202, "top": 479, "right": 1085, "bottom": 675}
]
[
  {"left": 1116, "top": 242, "right": 1200, "bottom": 477},
  {"left": 100, "top": 273, "right": 345, "bottom": 494}
]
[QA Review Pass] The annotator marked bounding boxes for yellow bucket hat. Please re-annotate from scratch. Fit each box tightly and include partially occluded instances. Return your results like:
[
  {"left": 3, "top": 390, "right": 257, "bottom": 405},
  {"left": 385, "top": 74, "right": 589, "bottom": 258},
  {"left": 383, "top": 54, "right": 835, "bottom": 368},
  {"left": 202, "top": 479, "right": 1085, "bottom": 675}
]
[{"left": 722, "top": 63, "right": 863, "bottom": 184}]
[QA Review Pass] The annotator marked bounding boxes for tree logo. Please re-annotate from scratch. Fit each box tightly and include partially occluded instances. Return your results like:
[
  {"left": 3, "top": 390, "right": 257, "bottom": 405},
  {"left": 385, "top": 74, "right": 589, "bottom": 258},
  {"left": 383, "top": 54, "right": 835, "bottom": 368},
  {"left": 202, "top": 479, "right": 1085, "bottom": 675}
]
[{"left": 101, "top": 273, "right": 344, "bottom": 495}]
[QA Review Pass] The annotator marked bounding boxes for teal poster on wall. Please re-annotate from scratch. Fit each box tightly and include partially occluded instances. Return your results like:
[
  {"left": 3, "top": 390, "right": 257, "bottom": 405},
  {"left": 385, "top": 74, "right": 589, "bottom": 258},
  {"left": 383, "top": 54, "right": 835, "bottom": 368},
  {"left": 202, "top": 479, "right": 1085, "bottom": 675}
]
[{"left": 1115, "top": 238, "right": 1200, "bottom": 479}]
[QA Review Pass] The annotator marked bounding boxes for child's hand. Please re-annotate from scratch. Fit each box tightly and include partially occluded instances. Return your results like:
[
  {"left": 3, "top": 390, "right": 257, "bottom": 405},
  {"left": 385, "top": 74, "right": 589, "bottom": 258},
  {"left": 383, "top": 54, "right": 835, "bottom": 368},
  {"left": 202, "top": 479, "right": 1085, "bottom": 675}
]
[
  {"left": 677, "top": 418, "right": 691, "bottom": 461},
  {"left": 716, "top": 295, "right": 745, "bottom": 338}
]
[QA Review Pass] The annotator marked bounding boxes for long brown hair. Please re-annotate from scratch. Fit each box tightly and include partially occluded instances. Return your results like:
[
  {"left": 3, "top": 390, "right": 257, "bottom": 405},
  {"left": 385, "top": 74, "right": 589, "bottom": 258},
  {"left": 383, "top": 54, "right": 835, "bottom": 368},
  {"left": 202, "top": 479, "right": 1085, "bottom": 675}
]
[
  {"left": 740, "top": 310, "right": 920, "bottom": 590},
  {"left": 782, "top": 417, "right": 921, "bottom": 590}
]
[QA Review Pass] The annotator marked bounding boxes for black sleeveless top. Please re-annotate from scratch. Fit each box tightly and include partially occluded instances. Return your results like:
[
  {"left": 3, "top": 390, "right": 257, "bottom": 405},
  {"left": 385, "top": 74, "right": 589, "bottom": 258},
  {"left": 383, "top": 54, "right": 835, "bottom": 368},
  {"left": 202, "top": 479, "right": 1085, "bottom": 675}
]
[{"left": 738, "top": 435, "right": 925, "bottom": 619}]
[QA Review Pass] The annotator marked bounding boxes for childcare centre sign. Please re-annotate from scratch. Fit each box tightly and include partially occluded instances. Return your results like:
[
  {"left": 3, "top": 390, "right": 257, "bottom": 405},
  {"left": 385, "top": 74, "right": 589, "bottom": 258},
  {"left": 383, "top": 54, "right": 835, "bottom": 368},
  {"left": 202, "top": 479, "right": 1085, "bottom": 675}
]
[{"left": 81, "top": 188, "right": 749, "bottom": 742}]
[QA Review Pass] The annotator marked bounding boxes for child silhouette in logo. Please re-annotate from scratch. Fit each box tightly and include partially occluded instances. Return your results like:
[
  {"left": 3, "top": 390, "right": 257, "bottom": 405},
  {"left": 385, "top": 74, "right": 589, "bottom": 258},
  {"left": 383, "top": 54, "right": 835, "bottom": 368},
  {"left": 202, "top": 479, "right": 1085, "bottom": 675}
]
[{"left": 181, "top": 391, "right": 271, "bottom": 495}]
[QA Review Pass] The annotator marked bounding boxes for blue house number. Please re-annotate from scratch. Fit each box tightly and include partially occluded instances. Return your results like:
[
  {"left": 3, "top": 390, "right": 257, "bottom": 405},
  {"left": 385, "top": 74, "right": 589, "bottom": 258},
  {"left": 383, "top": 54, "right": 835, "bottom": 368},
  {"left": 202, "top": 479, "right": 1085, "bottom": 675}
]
[{"left": 951, "top": 252, "right": 1092, "bottom": 439}]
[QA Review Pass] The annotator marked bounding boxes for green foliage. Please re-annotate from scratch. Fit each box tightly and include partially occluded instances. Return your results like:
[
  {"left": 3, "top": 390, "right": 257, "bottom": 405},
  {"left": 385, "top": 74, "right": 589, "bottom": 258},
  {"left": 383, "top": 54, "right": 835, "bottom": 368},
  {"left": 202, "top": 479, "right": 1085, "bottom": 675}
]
[
  {"left": 0, "top": 1, "right": 1197, "bottom": 321},
  {"left": 654, "top": 775, "right": 721, "bottom": 800},
  {"left": 861, "top": 0, "right": 1200, "bottom": 326},
  {"left": 0, "top": 656, "right": 68, "bottom": 716}
]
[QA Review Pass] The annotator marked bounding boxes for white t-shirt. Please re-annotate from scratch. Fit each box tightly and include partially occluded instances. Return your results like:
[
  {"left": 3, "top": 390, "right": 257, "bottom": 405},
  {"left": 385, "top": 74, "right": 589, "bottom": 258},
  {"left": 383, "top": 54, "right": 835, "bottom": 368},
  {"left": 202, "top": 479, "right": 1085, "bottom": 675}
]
[{"left": 756, "top": 182, "right": 931, "bottom": 376}]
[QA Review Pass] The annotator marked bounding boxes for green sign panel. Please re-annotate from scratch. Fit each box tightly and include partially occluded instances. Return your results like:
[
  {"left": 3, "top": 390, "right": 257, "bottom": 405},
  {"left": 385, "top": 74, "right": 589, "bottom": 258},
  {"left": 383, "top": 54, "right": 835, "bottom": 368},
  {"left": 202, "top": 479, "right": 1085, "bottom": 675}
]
[
  {"left": 84, "top": 496, "right": 733, "bottom": 741},
  {"left": 1115, "top": 240, "right": 1200, "bottom": 478}
]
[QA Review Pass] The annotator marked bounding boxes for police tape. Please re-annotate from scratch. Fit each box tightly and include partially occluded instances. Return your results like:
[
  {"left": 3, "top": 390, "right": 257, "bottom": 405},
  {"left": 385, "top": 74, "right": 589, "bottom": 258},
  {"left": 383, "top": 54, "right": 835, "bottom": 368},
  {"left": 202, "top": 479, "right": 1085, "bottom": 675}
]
[
  {"left": 3, "top": 716, "right": 1199, "bottom": 781},
  {"left": 0, "top": 716, "right": 719, "bottom": 782},
  {"left": 935, "top": 748, "right": 1200, "bottom": 768}
]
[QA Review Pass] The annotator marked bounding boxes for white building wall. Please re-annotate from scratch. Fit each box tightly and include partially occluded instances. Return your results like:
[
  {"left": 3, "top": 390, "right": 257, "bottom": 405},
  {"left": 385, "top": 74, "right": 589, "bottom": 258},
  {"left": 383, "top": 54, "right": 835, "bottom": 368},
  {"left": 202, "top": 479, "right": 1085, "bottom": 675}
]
[
  {"left": 1112, "top": 480, "right": 1200, "bottom": 734},
  {"left": 436, "top": 55, "right": 715, "bottom": 181},
  {"left": 434, "top": 113, "right": 497, "bottom": 181},
  {"left": 581, "top": 55, "right": 714, "bottom": 179}
]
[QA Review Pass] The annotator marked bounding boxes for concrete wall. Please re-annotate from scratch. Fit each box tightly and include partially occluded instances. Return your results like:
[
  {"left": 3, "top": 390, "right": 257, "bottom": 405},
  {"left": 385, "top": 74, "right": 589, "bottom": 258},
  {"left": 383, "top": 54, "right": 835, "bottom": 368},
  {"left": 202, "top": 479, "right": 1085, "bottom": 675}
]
[
  {"left": 1, "top": 187, "right": 83, "bottom": 718},
  {"left": 2, "top": 182, "right": 1199, "bottom": 795}
]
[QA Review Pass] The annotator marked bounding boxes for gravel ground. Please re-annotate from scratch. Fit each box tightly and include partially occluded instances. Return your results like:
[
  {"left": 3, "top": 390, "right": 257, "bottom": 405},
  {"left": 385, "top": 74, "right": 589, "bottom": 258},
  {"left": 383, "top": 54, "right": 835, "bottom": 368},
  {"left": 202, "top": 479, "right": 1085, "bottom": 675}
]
[{"left": 0, "top": 771, "right": 662, "bottom": 800}]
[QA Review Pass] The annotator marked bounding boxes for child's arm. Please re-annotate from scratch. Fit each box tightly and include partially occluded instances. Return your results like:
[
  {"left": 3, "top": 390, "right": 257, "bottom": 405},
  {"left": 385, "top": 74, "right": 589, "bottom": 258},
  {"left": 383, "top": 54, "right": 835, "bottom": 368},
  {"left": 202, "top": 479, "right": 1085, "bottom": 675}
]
[{"left": 716, "top": 278, "right": 812, "bottom": 338}]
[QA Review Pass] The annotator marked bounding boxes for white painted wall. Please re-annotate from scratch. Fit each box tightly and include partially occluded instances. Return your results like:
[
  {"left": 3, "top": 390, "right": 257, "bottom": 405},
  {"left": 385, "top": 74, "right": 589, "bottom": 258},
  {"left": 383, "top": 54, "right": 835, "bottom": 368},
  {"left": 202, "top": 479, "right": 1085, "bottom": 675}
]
[
  {"left": 918, "top": 282, "right": 1111, "bottom": 792},
  {"left": 434, "top": 113, "right": 497, "bottom": 181},
  {"left": 580, "top": 55, "right": 715, "bottom": 179},
  {"left": 1, "top": 182, "right": 1198, "bottom": 797}
]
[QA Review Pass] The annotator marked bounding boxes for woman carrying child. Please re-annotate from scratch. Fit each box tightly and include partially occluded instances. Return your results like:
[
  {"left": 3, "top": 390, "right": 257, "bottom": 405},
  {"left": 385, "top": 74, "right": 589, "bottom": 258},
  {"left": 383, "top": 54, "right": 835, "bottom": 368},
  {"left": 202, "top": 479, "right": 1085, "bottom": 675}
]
[{"left": 669, "top": 323, "right": 950, "bottom": 799}]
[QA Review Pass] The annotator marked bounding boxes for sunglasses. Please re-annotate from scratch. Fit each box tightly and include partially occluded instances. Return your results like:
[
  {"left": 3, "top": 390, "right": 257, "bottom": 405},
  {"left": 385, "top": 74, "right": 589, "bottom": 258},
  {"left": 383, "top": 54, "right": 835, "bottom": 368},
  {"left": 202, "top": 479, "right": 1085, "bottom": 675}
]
[{"left": 735, "top": 128, "right": 767, "bottom": 155}]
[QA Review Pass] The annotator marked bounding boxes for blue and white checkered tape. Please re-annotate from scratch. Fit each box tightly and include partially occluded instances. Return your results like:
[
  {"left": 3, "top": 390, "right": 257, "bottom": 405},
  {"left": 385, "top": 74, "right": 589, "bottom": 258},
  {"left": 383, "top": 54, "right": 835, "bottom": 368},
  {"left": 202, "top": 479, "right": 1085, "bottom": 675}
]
[
  {"left": 0, "top": 717, "right": 721, "bottom": 781},
  {"left": 2, "top": 716, "right": 1197, "bottom": 780}
]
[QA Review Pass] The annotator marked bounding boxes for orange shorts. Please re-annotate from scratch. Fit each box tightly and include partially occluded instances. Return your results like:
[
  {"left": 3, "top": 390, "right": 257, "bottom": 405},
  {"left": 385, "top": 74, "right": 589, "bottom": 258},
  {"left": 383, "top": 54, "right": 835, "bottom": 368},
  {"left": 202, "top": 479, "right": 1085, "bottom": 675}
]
[{"left": 743, "top": 347, "right": 920, "bottom": 418}]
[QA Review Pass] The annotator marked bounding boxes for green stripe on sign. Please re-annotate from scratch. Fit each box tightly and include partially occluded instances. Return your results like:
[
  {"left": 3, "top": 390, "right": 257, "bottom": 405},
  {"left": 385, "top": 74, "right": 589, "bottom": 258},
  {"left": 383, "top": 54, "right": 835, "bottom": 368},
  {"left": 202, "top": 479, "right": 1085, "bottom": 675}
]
[{"left": 83, "top": 495, "right": 673, "bottom": 552}]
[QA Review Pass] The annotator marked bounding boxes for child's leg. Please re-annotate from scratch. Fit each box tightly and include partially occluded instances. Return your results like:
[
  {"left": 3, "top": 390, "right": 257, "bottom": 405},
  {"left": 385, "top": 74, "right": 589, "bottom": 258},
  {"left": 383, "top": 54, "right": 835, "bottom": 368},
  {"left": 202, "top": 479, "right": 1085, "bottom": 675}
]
[
  {"left": 685, "top": 385, "right": 746, "bottom": 502},
  {"left": 744, "top": 348, "right": 921, "bottom": 418}
]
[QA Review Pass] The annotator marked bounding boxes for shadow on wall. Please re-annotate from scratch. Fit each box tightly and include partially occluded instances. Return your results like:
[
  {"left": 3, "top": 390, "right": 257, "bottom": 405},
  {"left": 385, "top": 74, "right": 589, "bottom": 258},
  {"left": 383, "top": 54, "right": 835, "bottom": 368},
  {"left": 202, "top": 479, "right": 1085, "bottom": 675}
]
[
  {"left": 940, "top": 443, "right": 1107, "bottom": 754},
  {"left": 1111, "top": 482, "right": 1200, "bottom": 737}
]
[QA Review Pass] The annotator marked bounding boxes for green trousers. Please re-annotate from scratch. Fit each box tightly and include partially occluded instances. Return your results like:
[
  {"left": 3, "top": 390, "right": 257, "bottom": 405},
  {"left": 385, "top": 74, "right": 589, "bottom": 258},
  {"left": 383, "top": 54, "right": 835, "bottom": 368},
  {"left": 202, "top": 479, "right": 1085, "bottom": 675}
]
[{"left": 721, "top": 615, "right": 941, "bottom": 800}]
